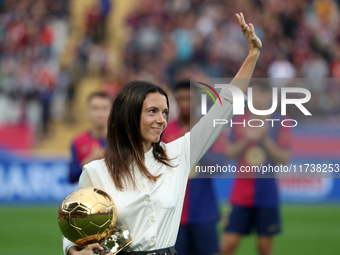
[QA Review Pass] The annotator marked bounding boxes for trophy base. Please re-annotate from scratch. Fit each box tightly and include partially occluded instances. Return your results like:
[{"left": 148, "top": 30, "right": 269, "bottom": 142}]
[{"left": 94, "top": 229, "right": 133, "bottom": 255}]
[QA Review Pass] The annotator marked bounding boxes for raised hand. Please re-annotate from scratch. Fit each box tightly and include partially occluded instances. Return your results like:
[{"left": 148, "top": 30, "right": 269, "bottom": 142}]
[{"left": 235, "top": 12, "right": 262, "bottom": 54}]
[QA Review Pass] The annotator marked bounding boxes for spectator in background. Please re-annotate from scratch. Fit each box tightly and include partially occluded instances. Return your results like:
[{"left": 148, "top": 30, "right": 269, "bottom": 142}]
[
  {"left": 0, "top": 0, "right": 69, "bottom": 142},
  {"left": 221, "top": 81, "right": 291, "bottom": 255},
  {"left": 162, "top": 80, "right": 227, "bottom": 255},
  {"left": 302, "top": 52, "right": 329, "bottom": 91},
  {"left": 100, "top": 69, "right": 124, "bottom": 100},
  {"left": 268, "top": 50, "right": 296, "bottom": 80},
  {"left": 68, "top": 92, "right": 111, "bottom": 184},
  {"left": 86, "top": 0, "right": 111, "bottom": 43}
]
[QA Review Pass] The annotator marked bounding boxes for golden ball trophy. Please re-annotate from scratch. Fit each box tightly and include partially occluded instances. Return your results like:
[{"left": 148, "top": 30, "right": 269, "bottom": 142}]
[{"left": 58, "top": 187, "right": 132, "bottom": 254}]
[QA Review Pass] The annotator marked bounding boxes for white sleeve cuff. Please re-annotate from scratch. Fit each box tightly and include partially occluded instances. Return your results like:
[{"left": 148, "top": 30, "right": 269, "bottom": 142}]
[{"left": 63, "top": 236, "right": 81, "bottom": 255}]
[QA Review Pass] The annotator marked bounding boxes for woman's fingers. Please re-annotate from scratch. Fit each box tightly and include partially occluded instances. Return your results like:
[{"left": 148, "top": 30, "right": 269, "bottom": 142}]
[
  {"left": 87, "top": 243, "right": 113, "bottom": 255},
  {"left": 248, "top": 23, "right": 255, "bottom": 37},
  {"left": 249, "top": 23, "right": 262, "bottom": 50},
  {"left": 235, "top": 12, "right": 247, "bottom": 30},
  {"left": 87, "top": 243, "right": 104, "bottom": 252},
  {"left": 240, "top": 12, "right": 246, "bottom": 26},
  {"left": 235, "top": 12, "right": 262, "bottom": 51}
]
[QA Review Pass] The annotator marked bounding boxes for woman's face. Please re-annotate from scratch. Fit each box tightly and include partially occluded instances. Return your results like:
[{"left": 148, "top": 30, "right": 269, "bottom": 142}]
[{"left": 140, "top": 92, "right": 168, "bottom": 151}]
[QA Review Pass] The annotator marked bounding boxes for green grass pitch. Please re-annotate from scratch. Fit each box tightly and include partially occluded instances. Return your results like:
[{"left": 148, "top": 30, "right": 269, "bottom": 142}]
[{"left": 1, "top": 204, "right": 339, "bottom": 255}]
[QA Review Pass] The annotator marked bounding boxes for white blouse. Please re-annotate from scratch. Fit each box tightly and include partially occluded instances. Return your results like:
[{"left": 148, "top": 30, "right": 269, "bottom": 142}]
[{"left": 63, "top": 84, "right": 238, "bottom": 254}]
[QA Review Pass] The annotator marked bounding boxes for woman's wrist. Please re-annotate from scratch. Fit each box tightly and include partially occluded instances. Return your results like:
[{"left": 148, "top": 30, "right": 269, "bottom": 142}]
[
  {"left": 68, "top": 246, "right": 81, "bottom": 255},
  {"left": 247, "top": 49, "right": 260, "bottom": 59}
]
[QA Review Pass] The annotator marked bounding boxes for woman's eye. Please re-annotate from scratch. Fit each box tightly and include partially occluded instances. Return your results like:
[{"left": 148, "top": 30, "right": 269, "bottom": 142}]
[{"left": 149, "top": 109, "right": 156, "bottom": 113}]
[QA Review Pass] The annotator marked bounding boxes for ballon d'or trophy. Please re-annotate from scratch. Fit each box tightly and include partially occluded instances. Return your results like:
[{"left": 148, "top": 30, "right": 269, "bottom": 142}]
[{"left": 58, "top": 187, "right": 132, "bottom": 254}]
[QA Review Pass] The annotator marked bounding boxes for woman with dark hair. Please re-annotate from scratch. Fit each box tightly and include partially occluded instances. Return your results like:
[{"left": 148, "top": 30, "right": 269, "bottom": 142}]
[
  {"left": 64, "top": 13, "right": 262, "bottom": 255},
  {"left": 104, "top": 81, "right": 174, "bottom": 191}
]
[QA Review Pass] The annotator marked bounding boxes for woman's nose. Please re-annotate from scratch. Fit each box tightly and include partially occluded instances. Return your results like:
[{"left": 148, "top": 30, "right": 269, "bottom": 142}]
[{"left": 157, "top": 112, "right": 167, "bottom": 123}]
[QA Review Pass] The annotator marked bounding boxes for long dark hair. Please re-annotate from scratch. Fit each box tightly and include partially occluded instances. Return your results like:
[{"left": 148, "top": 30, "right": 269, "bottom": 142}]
[{"left": 104, "top": 80, "right": 174, "bottom": 190}]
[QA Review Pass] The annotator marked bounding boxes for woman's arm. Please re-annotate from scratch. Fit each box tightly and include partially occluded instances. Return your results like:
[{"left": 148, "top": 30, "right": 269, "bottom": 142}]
[
  {"left": 189, "top": 13, "right": 262, "bottom": 169},
  {"left": 230, "top": 13, "right": 262, "bottom": 93}
]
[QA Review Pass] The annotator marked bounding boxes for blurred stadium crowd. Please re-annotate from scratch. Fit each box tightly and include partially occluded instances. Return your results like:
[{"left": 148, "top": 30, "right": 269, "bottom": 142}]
[
  {"left": 0, "top": 0, "right": 340, "bottom": 146},
  {"left": 0, "top": 0, "right": 70, "bottom": 139},
  {"left": 123, "top": 0, "right": 340, "bottom": 118}
]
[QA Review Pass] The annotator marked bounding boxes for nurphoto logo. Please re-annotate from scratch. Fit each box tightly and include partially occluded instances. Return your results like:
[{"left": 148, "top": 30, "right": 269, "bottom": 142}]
[{"left": 195, "top": 81, "right": 312, "bottom": 127}]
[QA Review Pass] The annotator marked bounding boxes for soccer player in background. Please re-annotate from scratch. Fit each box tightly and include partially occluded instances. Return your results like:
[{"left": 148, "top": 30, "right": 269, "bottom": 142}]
[
  {"left": 68, "top": 92, "right": 111, "bottom": 183},
  {"left": 221, "top": 81, "right": 291, "bottom": 255},
  {"left": 162, "top": 80, "right": 228, "bottom": 255}
]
